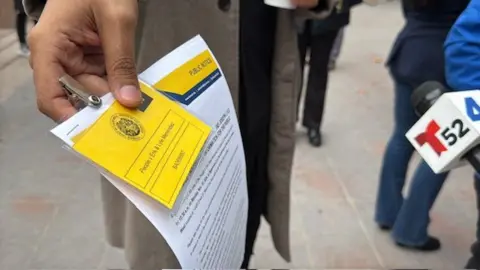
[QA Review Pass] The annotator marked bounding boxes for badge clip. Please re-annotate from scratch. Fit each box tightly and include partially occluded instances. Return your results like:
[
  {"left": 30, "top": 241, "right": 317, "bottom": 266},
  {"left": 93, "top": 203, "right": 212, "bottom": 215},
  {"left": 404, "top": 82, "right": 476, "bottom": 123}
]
[{"left": 59, "top": 74, "right": 102, "bottom": 109}]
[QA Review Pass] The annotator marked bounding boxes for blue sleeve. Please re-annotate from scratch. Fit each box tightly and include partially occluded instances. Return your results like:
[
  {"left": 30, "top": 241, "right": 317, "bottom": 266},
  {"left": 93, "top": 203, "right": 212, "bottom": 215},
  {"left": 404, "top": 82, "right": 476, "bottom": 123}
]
[{"left": 445, "top": 0, "right": 480, "bottom": 91}]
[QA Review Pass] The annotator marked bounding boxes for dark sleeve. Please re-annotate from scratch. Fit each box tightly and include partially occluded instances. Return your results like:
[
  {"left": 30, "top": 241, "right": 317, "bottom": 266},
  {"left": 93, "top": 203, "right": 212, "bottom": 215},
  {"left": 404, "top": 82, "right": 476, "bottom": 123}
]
[
  {"left": 22, "top": 0, "right": 46, "bottom": 19},
  {"left": 341, "top": 0, "right": 362, "bottom": 11},
  {"left": 295, "top": 0, "right": 338, "bottom": 21},
  {"left": 310, "top": 0, "right": 329, "bottom": 12},
  {"left": 316, "top": 0, "right": 360, "bottom": 14}
]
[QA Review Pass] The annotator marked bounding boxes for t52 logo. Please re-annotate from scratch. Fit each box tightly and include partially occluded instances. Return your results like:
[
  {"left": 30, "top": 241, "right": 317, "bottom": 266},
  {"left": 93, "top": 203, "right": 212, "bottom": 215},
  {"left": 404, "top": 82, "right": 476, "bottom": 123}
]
[
  {"left": 415, "top": 119, "right": 470, "bottom": 156},
  {"left": 415, "top": 120, "right": 447, "bottom": 156}
]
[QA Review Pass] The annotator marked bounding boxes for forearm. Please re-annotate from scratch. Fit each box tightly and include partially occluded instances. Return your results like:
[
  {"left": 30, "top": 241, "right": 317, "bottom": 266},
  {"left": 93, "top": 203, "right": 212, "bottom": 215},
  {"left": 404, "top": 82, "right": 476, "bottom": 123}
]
[{"left": 23, "top": 0, "right": 143, "bottom": 20}]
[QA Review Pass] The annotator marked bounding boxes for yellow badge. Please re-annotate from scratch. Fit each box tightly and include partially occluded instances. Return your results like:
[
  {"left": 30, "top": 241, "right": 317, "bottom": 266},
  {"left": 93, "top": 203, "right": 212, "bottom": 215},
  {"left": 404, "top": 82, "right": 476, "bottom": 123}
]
[
  {"left": 110, "top": 114, "right": 145, "bottom": 141},
  {"left": 72, "top": 82, "right": 211, "bottom": 209}
]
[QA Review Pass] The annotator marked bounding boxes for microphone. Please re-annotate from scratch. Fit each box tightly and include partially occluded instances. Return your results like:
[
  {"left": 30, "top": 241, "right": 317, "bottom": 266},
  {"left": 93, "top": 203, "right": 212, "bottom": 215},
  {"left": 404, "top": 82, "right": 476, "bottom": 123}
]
[
  {"left": 406, "top": 81, "right": 480, "bottom": 173},
  {"left": 411, "top": 81, "right": 446, "bottom": 116}
]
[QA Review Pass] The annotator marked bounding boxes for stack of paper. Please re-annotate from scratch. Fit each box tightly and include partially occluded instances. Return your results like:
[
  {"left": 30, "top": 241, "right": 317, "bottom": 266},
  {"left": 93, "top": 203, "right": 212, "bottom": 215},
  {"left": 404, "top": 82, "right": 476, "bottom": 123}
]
[{"left": 51, "top": 36, "right": 248, "bottom": 268}]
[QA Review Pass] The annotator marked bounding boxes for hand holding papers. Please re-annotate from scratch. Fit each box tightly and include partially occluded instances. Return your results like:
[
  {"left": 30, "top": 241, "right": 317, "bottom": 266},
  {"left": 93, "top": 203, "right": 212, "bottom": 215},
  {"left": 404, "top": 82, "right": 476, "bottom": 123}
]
[{"left": 51, "top": 36, "right": 248, "bottom": 268}]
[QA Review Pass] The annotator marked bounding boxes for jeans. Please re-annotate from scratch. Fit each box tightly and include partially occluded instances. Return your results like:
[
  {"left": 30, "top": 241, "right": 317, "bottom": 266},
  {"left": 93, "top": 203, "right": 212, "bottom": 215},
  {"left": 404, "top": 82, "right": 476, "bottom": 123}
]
[{"left": 375, "top": 79, "right": 449, "bottom": 246}]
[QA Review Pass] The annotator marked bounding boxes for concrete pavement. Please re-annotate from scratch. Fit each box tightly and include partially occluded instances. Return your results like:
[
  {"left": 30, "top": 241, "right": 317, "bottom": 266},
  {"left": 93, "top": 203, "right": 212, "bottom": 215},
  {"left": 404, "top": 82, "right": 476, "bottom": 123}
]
[{"left": 1, "top": 2, "right": 478, "bottom": 269}]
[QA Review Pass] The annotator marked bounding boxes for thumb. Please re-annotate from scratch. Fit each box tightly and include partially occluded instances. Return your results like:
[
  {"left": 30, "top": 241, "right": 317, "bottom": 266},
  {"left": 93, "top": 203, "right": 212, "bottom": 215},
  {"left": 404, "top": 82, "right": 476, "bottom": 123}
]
[{"left": 96, "top": 1, "right": 142, "bottom": 108}]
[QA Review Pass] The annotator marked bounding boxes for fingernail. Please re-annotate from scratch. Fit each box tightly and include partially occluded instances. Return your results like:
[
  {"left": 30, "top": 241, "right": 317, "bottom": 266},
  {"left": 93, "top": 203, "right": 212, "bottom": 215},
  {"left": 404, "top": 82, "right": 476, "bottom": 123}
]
[{"left": 119, "top": 85, "right": 140, "bottom": 101}]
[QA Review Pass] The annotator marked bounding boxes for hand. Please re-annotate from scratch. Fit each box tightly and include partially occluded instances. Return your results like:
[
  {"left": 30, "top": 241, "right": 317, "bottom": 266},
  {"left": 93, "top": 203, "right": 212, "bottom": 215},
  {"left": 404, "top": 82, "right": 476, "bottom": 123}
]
[
  {"left": 292, "top": 0, "right": 320, "bottom": 8},
  {"left": 28, "top": 0, "right": 142, "bottom": 123}
]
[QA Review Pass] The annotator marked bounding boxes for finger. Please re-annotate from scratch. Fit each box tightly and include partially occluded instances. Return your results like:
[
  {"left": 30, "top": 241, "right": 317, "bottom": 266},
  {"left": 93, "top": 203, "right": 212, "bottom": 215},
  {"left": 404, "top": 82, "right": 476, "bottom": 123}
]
[
  {"left": 83, "top": 46, "right": 103, "bottom": 55},
  {"left": 29, "top": 30, "right": 77, "bottom": 122},
  {"left": 83, "top": 53, "right": 106, "bottom": 75},
  {"left": 94, "top": 0, "right": 142, "bottom": 108},
  {"left": 59, "top": 40, "right": 105, "bottom": 77},
  {"left": 35, "top": 67, "right": 78, "bottom": 122},
  {"left": 69, "top": 28, "right": 102, "bottom": 47},
  {"left": 75, "top": 74, "right": 110, "bottom": 96},
  {"left": 51, "top": 97, "right": 78, "bottom": 123}
]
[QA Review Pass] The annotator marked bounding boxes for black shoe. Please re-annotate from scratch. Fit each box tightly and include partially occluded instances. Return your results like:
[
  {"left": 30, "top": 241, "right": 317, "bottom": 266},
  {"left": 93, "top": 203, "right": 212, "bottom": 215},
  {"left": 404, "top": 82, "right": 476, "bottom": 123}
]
[
  {"left": 378, "top": 224, "right": 391, "bottom": 231},
  {"left": 307, "top": 129, "right": 322, "bottom": 147},
  {"left": 396, "top": 236, "right": 441, "bottom": 251},
  {"left": 465, "top": 256, "right": 480, "bottom": 270}
]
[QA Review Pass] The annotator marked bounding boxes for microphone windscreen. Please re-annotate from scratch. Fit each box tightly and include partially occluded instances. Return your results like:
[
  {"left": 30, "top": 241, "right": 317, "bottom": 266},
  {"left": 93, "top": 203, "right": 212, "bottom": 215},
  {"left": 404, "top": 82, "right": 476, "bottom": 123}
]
[{"left": 411, "top": 81, "right": 448, "bottom": 116}]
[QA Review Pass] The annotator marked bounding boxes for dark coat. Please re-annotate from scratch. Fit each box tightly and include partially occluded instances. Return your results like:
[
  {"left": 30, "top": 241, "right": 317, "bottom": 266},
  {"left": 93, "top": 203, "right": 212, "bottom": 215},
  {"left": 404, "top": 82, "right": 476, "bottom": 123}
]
[
  {"left": 387, "top": 0, "right": 470, "bottom": 88},
  {"left": 310, "top": 0, "right": 362, "bottom": 34}
]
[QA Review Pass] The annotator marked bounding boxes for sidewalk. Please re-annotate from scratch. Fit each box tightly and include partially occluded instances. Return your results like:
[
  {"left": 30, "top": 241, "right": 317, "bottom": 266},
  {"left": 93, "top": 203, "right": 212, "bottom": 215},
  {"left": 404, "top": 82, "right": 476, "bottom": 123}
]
[{"left": 0, "top": 2, "right": 478, "bottom": 269}]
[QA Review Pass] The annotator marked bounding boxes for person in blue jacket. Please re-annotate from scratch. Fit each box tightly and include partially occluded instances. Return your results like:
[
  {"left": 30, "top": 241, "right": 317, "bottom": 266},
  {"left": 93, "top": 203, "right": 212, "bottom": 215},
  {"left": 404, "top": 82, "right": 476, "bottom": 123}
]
[
  {"left": 375, "top": 0, "right": 469, "bottom": 251},
  {"left": 445, "top": 1, "right": 480, "bottom": 267}
]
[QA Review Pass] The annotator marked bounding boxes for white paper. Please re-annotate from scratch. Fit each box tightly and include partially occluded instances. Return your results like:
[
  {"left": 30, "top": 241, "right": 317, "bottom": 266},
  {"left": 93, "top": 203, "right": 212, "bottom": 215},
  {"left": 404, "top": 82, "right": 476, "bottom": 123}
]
[
  {"left": 264, "top": 0, "right": 296, "bottom": 9},
  {"left": 51, "top": 36, "right": 248, "bottom": 268}
]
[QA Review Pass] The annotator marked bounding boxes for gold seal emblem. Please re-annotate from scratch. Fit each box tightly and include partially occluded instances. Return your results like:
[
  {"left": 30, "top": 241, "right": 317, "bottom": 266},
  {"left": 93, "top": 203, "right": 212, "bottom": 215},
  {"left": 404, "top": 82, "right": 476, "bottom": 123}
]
[{"left": 111, "top": 114, "right": 145, "bottom": 140}]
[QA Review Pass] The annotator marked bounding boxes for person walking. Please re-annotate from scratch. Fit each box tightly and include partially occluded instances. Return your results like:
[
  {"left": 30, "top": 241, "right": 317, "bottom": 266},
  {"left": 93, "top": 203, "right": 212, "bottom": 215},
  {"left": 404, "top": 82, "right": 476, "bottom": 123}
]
[
  {"left": 375, "top": 0, "right": 470, "bottom": 251},
  {"left": 13, "top": 0, "right": 31, "bottom": 56},
  {"left": 328, "top": 26, "right": 344, "bottom": 70},
  {"left": 297, "top": 0, "right": 360, "bottom": 147},
  {"left": 23, "top": 0, "right": 337, "bottom": 268}
]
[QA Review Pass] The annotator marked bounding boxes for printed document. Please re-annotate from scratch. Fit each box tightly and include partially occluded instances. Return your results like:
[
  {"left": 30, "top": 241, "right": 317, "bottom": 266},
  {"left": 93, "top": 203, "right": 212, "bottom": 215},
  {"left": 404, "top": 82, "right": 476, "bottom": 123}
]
[{"left": 51, "top": 35, "right": 248, "bottom": 268}]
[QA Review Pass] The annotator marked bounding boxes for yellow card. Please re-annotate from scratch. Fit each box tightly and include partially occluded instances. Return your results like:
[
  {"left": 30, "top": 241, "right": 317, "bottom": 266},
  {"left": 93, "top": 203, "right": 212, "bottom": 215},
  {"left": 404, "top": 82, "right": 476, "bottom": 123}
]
[{"left": 72, "top": 82, "right": 211, "bottom": 209}]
